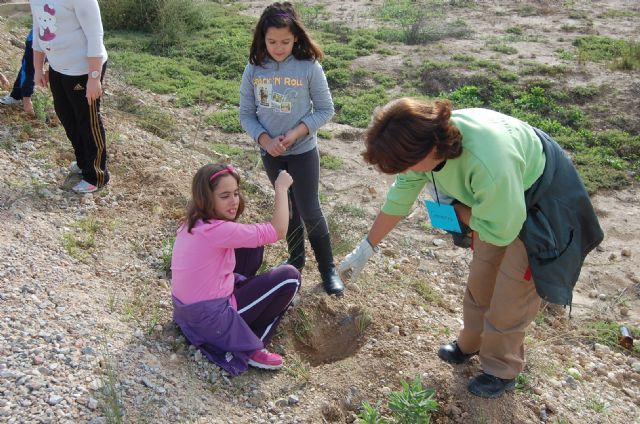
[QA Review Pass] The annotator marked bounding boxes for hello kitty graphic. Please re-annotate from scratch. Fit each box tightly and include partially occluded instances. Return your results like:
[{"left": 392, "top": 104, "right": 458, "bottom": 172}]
[{"left": 37, "top": 3, "right": 57, "bottom": 51}]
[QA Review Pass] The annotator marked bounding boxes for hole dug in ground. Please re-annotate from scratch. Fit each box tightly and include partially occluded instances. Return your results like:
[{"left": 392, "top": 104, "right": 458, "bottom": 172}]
[{"left": 291, "top": 304, "right": 369, "bottom": 366}]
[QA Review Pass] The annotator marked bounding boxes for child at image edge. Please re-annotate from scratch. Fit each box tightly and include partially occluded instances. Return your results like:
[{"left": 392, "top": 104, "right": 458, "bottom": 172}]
[
  {"left": 240, "top": 2, "right": 344, "bottom": 296},
  {"left": 171, "top": 164, "right": 301, "bottom": 376}
]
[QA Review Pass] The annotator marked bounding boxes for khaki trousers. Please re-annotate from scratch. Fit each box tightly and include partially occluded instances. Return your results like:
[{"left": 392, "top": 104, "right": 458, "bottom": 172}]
[{"left": 457, "top": 232, "right": 542, "bottom": 379}]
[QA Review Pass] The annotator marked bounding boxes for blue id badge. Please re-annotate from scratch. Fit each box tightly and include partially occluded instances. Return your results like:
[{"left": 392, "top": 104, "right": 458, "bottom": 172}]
[{"left": 424, "top": 200, "right": 462, "bottom": 233}]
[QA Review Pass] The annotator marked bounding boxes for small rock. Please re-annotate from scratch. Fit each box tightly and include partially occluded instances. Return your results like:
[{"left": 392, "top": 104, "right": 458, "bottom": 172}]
[
  {"left": 608, "top": 253, "right": 617, "bottom": 261},
  {"left": 48, "top": 394, "right": 63, "bottom": 406},
  {"left": 588, "top": 290, "right": 598, "bottom": 299},
  {"left": 274, "top": 398, "right": 288, "bottom": 408},
  {"left": 287, "top": 394, "right": 299, "bottom": 405},
  {"left": 597, "top": 293, "right": 607, "bottom": 300},
  {"left": 432, "top": 238, "right": 445, "bottom": 247},
  {"left": 81, "top": 346, "right": 95, "bottom": 355},
  {"left": 548, "top": 378, "right": 562, "bottom": 389},
  {"left": 87, "top": 397, "right": 98, "bottom": 410},
  {"left": 621, "top": 248, "right": 631, "bottom": 257},
  {"left": 620, "top": 307, "right": 629, "bottom": 317}
]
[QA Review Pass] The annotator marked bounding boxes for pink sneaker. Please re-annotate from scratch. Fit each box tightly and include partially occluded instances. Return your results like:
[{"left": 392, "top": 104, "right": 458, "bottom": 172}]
[
  {"left": 248, "top": 349, "right": 283, "bottom": 370},
  {"left": 72, "top": 180, "right": 98, "bottom": 194}
]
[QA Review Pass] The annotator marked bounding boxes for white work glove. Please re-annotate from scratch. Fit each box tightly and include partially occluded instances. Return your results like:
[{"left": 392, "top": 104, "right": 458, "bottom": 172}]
[
  {"left": 338, "top": 236, "right": 378, "bottom": 282},
  {"left": 426, "top": 181, "right": 455, "bottom": 205}
]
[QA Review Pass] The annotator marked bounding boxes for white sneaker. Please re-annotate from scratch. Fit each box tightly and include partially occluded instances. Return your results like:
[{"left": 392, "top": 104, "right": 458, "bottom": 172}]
[
  {"left": 72, "top": 180, "right": 98, "bottom": 194},
  {"left": 69, "top": 161, "right": 82, "bottom": 174},
  {"left": 0, "top": 95, "right": 21, "bottom": 106}
]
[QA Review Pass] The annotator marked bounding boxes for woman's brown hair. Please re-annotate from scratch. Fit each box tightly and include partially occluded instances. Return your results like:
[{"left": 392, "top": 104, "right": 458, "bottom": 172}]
[
  {"left": 249, "top": 2, "right": 324, "bottom": 66},
  {"left": 182, "top": 164, "right": 245, "bottom": 233},
  {"left": 362, "top": 98, "right": 463, "bottom": 174}
]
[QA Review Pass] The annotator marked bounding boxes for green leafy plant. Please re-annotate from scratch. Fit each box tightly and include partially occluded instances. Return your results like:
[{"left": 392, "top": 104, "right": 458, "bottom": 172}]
[
  {"left": 387, "top": 376, "right": 438, "bottom": 424},
  {"left": 206, "top": 109, "right": 242, "bottom": 133},
  {"left": 317, "top": 129, "right": 333, "bottom": 139},
  {"left": 161, "top": 236, "right": 175, "bottom": 274},
  {"left": 320, "top": 153, "right": 344, "bottom": 170},
  {"left": 357, "top": 401, "right": 388, "bottom": 424}
]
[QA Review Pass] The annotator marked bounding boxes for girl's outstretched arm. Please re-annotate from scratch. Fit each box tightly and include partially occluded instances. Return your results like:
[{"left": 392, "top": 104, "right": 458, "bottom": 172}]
[{"left": 271, "top": 170, "right": 293, "bottom": 239}]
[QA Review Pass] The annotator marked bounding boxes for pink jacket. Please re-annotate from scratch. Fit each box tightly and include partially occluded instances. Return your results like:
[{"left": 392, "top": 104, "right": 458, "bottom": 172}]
[{"left": 171, "top": 219, "right": 278, "bottom": 306}]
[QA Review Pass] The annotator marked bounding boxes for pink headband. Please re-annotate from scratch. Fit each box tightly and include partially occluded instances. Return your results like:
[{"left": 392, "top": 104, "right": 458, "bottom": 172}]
[{"left": 209, "top": 165, "right": 237, "bottom": 182}]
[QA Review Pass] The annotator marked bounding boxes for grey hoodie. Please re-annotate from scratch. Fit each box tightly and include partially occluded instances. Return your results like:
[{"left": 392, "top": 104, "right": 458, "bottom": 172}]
[{"left": 239, "top": 55, "right": 334, "bottom": 156}]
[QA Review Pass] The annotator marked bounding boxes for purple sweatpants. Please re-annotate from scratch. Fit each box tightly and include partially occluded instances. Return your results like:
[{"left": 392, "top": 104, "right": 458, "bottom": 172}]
[{"left": 234, "top": 247, "right": 301, "bottom": 344}]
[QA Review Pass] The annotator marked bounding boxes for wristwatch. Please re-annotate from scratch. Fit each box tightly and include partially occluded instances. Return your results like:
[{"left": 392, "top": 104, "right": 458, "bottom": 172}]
[{"left": 89, "top": 70, "right": 101, "bottom": 79}]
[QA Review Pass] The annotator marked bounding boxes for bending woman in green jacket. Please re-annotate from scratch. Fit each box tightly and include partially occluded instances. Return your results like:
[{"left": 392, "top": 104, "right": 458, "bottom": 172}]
[{"left": 339, "top": 98, "right": 602, "bottom": 399}]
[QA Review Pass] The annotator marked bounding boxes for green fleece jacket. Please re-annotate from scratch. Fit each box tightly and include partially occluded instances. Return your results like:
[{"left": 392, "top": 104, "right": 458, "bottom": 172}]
[{"left": 382, "top": 108, "right": 546, "bottom": 246}]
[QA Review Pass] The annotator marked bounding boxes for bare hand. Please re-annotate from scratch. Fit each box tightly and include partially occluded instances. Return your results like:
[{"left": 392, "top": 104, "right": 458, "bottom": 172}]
[
  {"left": 0, "top": 73, "right": 10, "bottom": 90},
  {"left": 34, "top": 69, "right": 48, "bottom": 88},
  {"left": 280, "top": 129, "right": 298, "bottom": 149},
  {"left": 274, "top": 170, "right": 293, "bottom": 191},
  {"left": 262, "top": 135, "right": 287, "bottom": 157},
  {"left": 86, "top": 79, "right": 102, "bottom": 105}
]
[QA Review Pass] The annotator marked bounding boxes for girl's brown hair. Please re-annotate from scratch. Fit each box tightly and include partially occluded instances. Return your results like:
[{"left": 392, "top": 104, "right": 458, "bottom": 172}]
[
  {"left": 249, "top": 2, "right": 324, "bottom": 66},
  {"left": 362, "top": 98, "right": 463, "bottom": 174},
  {"left": 183, "top": 164, "right": 245, "bottom": 233}
]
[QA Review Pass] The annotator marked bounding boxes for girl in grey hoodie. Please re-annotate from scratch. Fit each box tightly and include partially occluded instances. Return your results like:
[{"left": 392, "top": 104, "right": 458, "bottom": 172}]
[{"left": 239, "top": 2, "right": 343, "bottom": 295}]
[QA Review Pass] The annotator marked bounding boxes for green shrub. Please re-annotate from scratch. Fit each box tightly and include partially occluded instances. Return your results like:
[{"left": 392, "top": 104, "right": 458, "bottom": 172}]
[
  {"left": 317, "top": 129, "right": 333, "bottom": 139},
  {"left": 206, "top": 109, "right": 242, "bottom": 133},
  {"left": 334, "top": 87, "right": 389, "bottom": 128},
  {"left": 490, "top": 43, "right": 518, "bottom": 55},
  {"left": 320, "top": 153, "right": 344, "bottom": 170},
  {"left": 326, "top": 68, "right": 352, "bottom": 89},
  {"left": 448, "top": 85, "right": 484, "bottom": 108},
  {"left": 100, "top": 0, "right": 204, "bottom": 47},
  {"left": 573, "top": 36, "right": 628, "bottom": 61},
  {"left": 506, "top": 26, "right": 523, "bottom": 35},
  {"left": 611, "top": 41, "right": 640, "bottom": 70},
  {"left": 373, "top": 73, "right": 396, "bottom": 89},
  {"left": 375, "top": 1, "right": 471, "bottom": 45},
  {"left": 388, "top": 376, "right": 438, "bottom": 423},
  {"left": 109, "top": 51, "right": 240, "bottom": 106}
]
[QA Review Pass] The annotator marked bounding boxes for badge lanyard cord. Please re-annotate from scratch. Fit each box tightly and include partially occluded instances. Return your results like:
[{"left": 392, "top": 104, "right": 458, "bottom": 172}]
[{"left": 431, "top": 172, "right": 440, "bottom": 205}]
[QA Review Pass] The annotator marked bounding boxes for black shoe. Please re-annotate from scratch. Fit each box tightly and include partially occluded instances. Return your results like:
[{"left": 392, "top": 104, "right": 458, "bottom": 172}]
[
  {"left": 437, "top": 340, "right": 478, "bottom": 364},
  {"left": 321, "top": 266, "right": 344, "bottom": 296},
  {"left": 468, "top": 373, "right": 516, "bottom": 399}
]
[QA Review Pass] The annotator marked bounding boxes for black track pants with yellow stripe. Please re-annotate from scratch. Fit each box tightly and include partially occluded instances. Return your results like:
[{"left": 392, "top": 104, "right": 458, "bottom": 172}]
[{"left": 49, "top": 63, "right": 109, "bottom": 187}]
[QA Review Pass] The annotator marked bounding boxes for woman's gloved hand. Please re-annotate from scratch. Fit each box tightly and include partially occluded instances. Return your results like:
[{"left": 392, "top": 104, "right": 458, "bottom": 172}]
[{"left": 338, "top": 236, "right": 378, "bottom": 282}]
